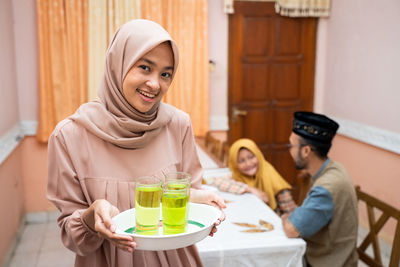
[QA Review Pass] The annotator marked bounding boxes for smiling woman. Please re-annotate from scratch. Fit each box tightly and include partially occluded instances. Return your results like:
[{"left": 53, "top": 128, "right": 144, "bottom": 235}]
[{"left": 46, "top": 19, "right": 225, "bottom": 267}]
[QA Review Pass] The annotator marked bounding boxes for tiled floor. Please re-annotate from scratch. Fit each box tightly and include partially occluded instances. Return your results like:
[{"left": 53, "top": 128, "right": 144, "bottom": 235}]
[
  {"left": 3, "top": 145, "right": 394, "bottom": 267},
  {"left": 5, "top": 215, "right": 75, "bottom": 267},
  {"left": 5, "top": 217, "right": 393, "bottom": 267}
]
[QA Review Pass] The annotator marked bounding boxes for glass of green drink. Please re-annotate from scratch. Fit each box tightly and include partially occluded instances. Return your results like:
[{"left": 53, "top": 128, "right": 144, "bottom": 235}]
[
  {"left": 162, "top": 172, "right": 191, "bottom": 235},
  {"left": 135, "top": 176, "right": 162, "bottom": 235}
]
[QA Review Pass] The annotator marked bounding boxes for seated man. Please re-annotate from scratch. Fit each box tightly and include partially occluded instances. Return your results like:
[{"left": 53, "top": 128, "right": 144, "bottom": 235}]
[{"left": 282, "top": 111, "right": 358, "bottom": 267}]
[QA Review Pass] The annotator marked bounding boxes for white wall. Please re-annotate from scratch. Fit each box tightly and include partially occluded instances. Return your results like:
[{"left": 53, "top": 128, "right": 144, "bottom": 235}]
[
  {"left": 0, "top": 0, "right": 20, "bottom": 136},
  {"left": 12, "top": 0, "right": 38, "bottom": 122},
  {"left": 208, "top": 0, "right": 229, "bottom": 131},
  {"left": 315, "top": 0, "right": 400, "bottom": 133}
]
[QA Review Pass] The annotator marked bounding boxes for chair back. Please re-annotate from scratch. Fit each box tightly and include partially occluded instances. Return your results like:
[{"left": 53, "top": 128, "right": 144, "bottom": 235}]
[
  {"left": 204, "top": 131, "right": 221, "bottom": 161},
  {"left": 295, "top": 170, "right": 311, "bottom": 205},
  {"left": 219, "top": 141, "right": 230, "bottom": 167},
  {"left": 355, "top": 185, "right": 400, "bottom": 267}
]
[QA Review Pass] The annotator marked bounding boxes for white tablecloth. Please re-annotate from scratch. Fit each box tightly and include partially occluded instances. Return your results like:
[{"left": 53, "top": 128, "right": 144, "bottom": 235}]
[{"left": 196, "top": 190, "right": 306, "bottom": 267}]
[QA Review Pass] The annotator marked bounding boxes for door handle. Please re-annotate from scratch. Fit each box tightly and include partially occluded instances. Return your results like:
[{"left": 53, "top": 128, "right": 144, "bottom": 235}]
[{"left": 232, "top": 106, "right": 248, "bottom": 122}]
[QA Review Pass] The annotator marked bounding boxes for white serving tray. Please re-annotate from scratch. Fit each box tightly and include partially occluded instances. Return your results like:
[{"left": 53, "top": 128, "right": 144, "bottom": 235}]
[{"left": 112, "top": 202, "right": 221, "bottom": 251}]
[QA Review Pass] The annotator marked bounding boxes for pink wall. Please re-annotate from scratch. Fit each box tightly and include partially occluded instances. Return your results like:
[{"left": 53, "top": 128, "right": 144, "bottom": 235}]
[
  {"left": 331, "top": 135, "right": 400, "bottom": 209},
  {"left": 330, "top": 135, "right": 400, "bottom": 242},
  {"left": 21, "top": 137, "right": 54, "bottom": 212},
  {"left": 0, "top": 144, "right": 24, "bottom": 264},
  {"left": 0, "top": 0, "right": 20, "bottom": 136},
  {"left": 316, "top": 0, "right": 400, "bottom": 133},
  {"left": 0, "top": 137, "right": 52, "bottom": 263}
]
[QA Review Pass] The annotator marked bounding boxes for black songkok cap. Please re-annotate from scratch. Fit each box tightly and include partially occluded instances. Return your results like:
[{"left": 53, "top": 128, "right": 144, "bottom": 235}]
[{"left": 292, "top": 111, "right": 339, "bottom": 144}]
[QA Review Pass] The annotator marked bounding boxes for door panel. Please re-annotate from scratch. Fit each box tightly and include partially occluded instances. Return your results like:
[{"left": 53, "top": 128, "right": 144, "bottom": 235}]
[
  {"left": 228, "top": 1, "right": 316, "bottom": 200},
  {"left": 271, "top": 64, "right": 301, "bottom": 99},
  {"left": 243, "top": 64, "right": 269, "bottom": 100},
  {"left": 277, "top": 18, "right": 301, "bottom": 55},
  {"left": 242, "top": 17, "right": 272, "bottom": 56}
]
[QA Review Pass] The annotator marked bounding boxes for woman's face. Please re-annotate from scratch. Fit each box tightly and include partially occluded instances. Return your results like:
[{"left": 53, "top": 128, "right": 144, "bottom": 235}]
[
  {"left": 122, "top": 42, "right": 174, "bottom": 113},
  {"left": 237, "top": 148, "right": 259, "bottom": 176}
]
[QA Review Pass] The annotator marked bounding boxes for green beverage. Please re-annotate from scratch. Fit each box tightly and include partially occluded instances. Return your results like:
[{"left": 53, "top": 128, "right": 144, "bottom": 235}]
[
  {"left": 162, "top": 190, "right": 188, "bottom": 235},
  {"left": 167, "top": 182, "right": 187, "bottom": 191},
  {"left": 135, "top": 181, "right": 162, "bottom": 235},
  {"left": 164, "top": 172, "right": 191, "bottom": 201}
]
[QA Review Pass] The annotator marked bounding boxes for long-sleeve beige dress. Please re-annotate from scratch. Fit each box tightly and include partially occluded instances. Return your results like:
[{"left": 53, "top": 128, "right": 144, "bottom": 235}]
[{"left": 47, "top": 105, "right": 203, "bottom": 267}]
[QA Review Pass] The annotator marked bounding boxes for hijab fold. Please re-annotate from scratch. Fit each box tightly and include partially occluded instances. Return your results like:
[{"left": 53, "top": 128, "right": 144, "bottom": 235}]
[
  {"left": 228, "top": 138, "right": 291, "bottom": 210},
  {"left": 70, "top": 20, "right": 180, "bottom": 149}
]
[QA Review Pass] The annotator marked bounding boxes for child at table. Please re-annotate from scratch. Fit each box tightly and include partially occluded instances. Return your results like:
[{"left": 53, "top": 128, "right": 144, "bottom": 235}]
[{"left": 206, "top": 138, "right": 296, "bottom": 214}]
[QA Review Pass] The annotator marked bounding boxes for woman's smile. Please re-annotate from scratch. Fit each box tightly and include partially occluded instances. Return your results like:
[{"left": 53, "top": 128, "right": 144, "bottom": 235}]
[
  {"left": 136, "top": 88, "right": 158, "bottom": 102},
  {"left": 244, "top": 164, "right": 258, "bottom": 174}
]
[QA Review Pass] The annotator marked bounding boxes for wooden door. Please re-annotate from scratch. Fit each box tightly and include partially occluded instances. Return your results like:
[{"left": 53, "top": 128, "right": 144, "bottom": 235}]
[{"left": 228, "top": 1, "right": 316, "bottom": 200}]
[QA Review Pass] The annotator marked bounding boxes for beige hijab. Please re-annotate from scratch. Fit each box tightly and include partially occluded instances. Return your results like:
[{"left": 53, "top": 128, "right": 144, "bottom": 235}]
[{"left": 71, "top": 19, "right": 179, "bottom": 149}]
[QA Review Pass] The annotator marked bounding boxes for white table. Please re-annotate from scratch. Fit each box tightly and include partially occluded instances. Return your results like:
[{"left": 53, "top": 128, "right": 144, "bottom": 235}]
[{"left": 197, "top": 184, "right": 306, "bottom": 267}]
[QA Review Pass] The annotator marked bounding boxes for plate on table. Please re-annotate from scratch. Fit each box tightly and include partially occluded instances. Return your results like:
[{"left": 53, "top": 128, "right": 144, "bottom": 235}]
[{"left": 112, "top": 202, "right": 221, "bottom": 251}]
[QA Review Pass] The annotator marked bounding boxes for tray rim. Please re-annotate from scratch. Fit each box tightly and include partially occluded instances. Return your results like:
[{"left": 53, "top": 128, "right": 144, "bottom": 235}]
[{"left": 112, "top": 202, "right": 221, "bottom": 239}]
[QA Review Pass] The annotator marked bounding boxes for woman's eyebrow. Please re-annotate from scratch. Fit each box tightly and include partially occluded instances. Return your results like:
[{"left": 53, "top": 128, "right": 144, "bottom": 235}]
[
  {"left": 141, "top": 58, "right": 174, "bottom": 71},
  {"left": 141, "top": 58, "right": 155, "bottom": 66}
]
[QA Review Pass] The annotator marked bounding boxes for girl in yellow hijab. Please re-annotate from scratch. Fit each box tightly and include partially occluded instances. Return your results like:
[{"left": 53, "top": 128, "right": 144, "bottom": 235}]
[{"left": 228, "top": 138, "right": 295, "bottom": 212}]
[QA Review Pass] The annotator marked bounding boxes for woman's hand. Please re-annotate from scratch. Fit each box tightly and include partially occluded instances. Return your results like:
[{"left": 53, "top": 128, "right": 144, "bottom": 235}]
[
  {"left": 190, "top": 188, "right": 226, "bottom": 237},
  {"left": 246, "top": 186, "right": 269, "bottom": 204},
  {"left": 82, "top": 199, "right": 137, "bottom": 252}
]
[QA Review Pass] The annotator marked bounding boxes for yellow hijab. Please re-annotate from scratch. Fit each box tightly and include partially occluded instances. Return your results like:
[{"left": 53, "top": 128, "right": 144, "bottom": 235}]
[{"left": 228, "top": 138, "right": 291, "bottom": 209}]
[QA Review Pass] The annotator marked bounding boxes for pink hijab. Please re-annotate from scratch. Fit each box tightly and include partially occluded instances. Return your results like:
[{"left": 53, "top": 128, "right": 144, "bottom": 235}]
[{"left": 70, "top": 19, "right": 179, "bottom": 149}]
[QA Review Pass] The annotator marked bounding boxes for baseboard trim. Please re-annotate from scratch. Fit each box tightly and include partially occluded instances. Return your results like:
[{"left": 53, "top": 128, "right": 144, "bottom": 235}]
[
  {"left": 0, "top": 124, "right": 23, "bottom": 165},
  {"left": 20, "top": 120, "right": 38, "bottom": 136},
  {"left": 332, "top": 116, "right": 400, "bottom": 155},
  {"left": 24, "top": 210, "right": 60, "bottom": 224},
  {"left": 0, "top": 120, "right": 37, "bottom": 165},
  {"left": 210, "top": 115, "right": 228, "bottom": 131}
]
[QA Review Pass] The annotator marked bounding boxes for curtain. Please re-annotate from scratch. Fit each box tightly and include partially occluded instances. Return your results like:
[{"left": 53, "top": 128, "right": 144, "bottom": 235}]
[
  {"left": 224, "top": 0, "right": 331, "bottom": 17},
  {"left": 275, "top": 0, "right": 331, "bottom": 17},
  {"left": 88, "top": 0, "right": 141, "bottom": 100},
  {"left": 37, "top": 0, "right": 209, "bottom": 141},
  {"left": 36, "top": 0, "right": 88, "bottom": 142},
  {"left": 141, "top": 0, "right": 210, "bottom": 136}
]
